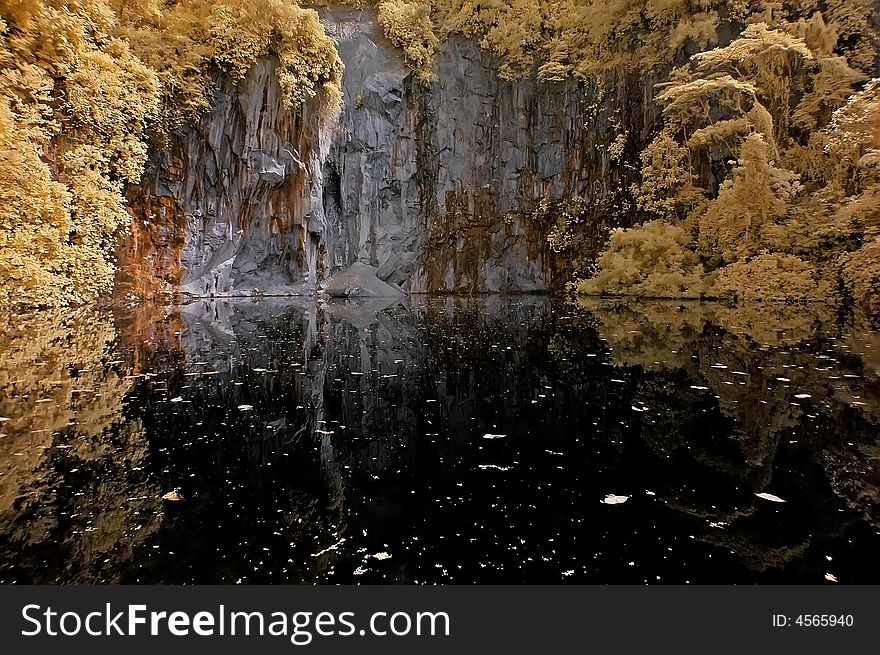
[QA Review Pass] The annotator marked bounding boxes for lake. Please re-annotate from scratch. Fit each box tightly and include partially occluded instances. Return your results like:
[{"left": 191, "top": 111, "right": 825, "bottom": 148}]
[{"left": 1, "top": 296, "right": 879, "bottom": 583}]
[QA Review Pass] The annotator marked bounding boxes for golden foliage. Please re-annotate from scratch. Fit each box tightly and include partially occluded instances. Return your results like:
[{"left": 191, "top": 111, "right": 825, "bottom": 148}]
[
  {"left": 581, "top": 8, "right": 880, "bottom": 317},
  {"left": 366, "top": 0, "right": 877, "bottom": 83},
  {"left": 823, "top": 78, "right": 880, "bottom": 194},
  {"left": 1, "top": 0, "right": 343, "bottom": 310},
  {"left": 698, "top": 134, "right": 804, "bottom": 265},
  {"left": 376, "top": 0, "right": 439, "bottom": 84},
  {"left": 707, "top": 253, "right": 832, "bottom": 301},
  {"left": 117, "top": 0, "right": 344, "bottom": 123},
  {"left": 577, "top": 220, "right": 706, "bottom": 298},
  {"left": 635, "top": 133, "right": 706, "bottom": 219},
  {"left": 841, "top": 236, "right": 880, "bottom": 315},
  {"left": 0, "top": 1, "right": 160, "bottom": 309}
]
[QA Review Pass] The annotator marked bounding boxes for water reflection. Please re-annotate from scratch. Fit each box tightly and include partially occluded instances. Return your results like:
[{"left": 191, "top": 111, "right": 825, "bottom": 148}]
[{"left": 0, "top": 296, "right": 879, "bottom": 583}]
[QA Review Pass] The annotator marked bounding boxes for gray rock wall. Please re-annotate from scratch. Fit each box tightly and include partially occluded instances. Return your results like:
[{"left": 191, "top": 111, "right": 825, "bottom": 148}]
[
  {"left": 118, "top": 7, "right": 657, "bottom": 299},
  {"left": 318, "top": 8, "right": 654, "bottom": 294}
]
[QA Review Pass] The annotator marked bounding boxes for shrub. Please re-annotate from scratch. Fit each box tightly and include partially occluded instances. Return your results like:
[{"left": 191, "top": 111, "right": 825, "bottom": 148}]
[{"left": 577, "top": 220, "right": 705, "bottom": 298}]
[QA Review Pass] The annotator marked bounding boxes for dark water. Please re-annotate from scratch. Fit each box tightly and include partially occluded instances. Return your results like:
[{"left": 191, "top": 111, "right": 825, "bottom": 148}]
[{"left": 1, "top": 296, "right": 879, "bottom": 584}]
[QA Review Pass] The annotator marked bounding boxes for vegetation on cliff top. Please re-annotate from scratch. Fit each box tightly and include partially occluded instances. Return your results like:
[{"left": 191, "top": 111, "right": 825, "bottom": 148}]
[
  {"left": 330, "top": 1, "right": 880, "bottom": 315},
  {"left": 579, "top": 10, "right": 880, "bottom": 314},
  {"left": 116, "top": 0, "right": 343, "bottom": 124},
  {"left": 335, "top": 1, "right": 877, "bottom": 83},
  {"left": 0, "top": 0, "right": 342, "bottom": 310}
]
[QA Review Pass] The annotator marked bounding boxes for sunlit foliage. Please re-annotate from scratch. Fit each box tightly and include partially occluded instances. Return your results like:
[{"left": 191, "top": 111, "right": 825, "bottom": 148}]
[
  {"left": 577, "top": 220, "right": 706, "bottom": 298},
  {"left": 582, "top": 6, "right": 880, "bottom": 313},
  {"left": 350, "top": 0, "right": 877, "bottom": 83},
  {"left": 0, "top": 1, "right": 343, "bottom": 310},
  {"left": 376, "top": 0, "right": 439, "bottom": 84},
  {"left": 0, "top": 1, "right": 161, "bottom": 309},
  {"left": 117, "top": 0, "right": 343, "bottom": 124}
]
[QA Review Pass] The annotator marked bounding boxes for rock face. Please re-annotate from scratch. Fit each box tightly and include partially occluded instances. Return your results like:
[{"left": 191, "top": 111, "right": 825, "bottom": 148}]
[
  {"left": 117, "top": 58, "right": 330, "bottom": 300},
  {"left": 117, "top": 7, "right": 656, "bottom": 299},
  {"left": 323, "top": 262, "right": 406, "bottom": 298}
]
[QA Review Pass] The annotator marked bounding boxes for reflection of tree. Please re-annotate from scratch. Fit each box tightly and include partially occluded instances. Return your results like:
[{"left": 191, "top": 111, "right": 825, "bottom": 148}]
[
  {"left": 0, "top": 308, "right": 161, "bottom": 582},
  {"left": 574, "top": 297, "right": 880, "bottom": 567}
]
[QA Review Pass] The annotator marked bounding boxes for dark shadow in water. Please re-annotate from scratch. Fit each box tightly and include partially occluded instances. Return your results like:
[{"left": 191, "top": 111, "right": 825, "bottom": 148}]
[{"left": 1, "top": 296, "right": 879, "bottom": 583}]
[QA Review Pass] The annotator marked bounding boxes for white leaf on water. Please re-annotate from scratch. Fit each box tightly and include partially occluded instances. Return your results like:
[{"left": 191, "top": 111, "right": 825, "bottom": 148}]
[
  {"left": 312, "top": 538, "right": 345, "bottom": 557},
  {"left": 482, "top": 433, "right": 507, "bottom": 439},
  {"left": 238, "top": 404, "right": 254, "bottom": 411},
  {"left": 755, "top": 492, "right": 786, "bottom": 503},
  {"left": 601, "top": 494, "right": 629, "bottom": 505},
  {"left": 372, "top": 552, "right": 391, "bottom": 561},
  {"left": 824, "top": 573, "right": 838, "bottom": 583}
]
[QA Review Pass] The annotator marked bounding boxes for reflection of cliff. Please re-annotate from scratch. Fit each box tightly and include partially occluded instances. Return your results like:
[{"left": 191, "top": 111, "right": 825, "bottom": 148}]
[
  {"left": 120, "top": 298, "right": 880, "bottom": 581},
  {"left": 0, "top": 309, "right": 161, "bottom": 582},
  {"left": 111, "top": 299, "right": 347, "bottom": 583},
  {"left": 5, "top": 298, "right": 879, "bottom": 582}
]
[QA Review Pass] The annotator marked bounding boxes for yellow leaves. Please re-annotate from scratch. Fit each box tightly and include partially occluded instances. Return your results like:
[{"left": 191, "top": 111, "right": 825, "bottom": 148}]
[
  {"left": 691, "top": 22, "right": 814, "bottom": 74},
  {"left": 635, "top": 133, "right": 703, "bottom": 219},
  {"left": 668, "top": 11, "right": 719, "bottom": 54},
  {"left": 581, "top": 6, "right": 879, "bottom": 313},
  {"left": 823, "top": 79, "right": 880, "bottom": 193},
  {"left": 0, "top": 0, "right": 160, "bottom": 311},
  {"left": 707, "top": 254, "right": 832, "bottom": 302},
  {"left": 376, "top": 0, "right": 439, "bottom": 84},
  {"left": 697, "top": 134, "right": 802, "bottom": 265},
  {"left": 841, "top": 234, "right": 880, "bottom": 315},
  {"left": 1, "top": 0, "right": 344, "bottom": 311},
  {"left": 578, "top": 220, "right": 705, "bottom": 299},
  {"left": 118, "top": 1, "right": 343, "bottom": 120}
]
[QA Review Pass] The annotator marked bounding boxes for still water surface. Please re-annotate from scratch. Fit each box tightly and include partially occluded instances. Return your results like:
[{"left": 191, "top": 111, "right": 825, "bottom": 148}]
[{"left": 1, "top": 296, "right": 879, "bottom": 583}]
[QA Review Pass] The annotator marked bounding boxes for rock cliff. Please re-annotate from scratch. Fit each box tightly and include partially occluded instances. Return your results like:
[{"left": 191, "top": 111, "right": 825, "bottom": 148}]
[{"left": 116, "top": 7, "right": 655, "bottom": 299}]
